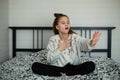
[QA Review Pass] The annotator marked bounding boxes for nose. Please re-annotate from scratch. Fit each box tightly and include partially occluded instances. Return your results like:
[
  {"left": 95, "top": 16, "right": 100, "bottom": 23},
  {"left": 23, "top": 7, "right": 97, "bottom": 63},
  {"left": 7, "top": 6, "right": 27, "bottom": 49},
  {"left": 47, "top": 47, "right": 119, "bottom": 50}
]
[{"left": 65, "top": 23, "right": 69, "bottom": 26}]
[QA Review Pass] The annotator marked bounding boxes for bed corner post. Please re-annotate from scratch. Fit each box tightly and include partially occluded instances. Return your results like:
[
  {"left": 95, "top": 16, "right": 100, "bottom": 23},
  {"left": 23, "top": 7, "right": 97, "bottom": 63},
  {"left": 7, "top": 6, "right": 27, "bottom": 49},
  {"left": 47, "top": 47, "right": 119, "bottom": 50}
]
[
  {"left": 107, "top": 27, "right": 116, "bottom": 58},
  {"left": 12, "top": 28, "right": 16, "bottom": 57}
]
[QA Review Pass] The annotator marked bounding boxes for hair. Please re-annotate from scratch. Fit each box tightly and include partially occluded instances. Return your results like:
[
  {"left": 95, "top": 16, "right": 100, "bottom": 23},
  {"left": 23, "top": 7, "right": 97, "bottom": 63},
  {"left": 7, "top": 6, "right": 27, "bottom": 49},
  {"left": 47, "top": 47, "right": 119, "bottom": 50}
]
[{"left": 53, "top": 13, "right": 75, "bottom": 35}]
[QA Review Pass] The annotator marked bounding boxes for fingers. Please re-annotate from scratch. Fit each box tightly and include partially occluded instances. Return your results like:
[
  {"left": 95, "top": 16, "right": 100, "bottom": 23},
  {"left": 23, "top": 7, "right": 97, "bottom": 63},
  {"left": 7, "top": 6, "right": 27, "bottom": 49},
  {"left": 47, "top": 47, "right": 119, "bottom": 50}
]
[
  {"left": 59, "top": 39, "right": 71, "bottom": 44},
  {"left": 93, "top": 31, "right": 101, "bottom": 40},
  {"left": 94, "top": 31, "right": 101, "bottom": 37}
]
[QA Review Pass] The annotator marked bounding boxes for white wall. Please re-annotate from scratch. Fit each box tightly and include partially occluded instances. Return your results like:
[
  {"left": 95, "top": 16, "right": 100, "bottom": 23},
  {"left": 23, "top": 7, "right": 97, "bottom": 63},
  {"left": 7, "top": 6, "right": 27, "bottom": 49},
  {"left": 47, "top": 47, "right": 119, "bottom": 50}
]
[
  {"left": 0, "top": 0, "right": 9, "bottom": 64},
  {"left": 9, "top": 0, "right": 120, "bottom": 63}
]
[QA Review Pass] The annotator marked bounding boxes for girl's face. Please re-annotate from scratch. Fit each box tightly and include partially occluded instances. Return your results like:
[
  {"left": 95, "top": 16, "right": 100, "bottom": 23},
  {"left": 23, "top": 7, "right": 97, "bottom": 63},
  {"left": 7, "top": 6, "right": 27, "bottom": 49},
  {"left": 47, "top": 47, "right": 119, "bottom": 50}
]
[{"left": 56, "top": 16, "right": 70, "bottom": 34}]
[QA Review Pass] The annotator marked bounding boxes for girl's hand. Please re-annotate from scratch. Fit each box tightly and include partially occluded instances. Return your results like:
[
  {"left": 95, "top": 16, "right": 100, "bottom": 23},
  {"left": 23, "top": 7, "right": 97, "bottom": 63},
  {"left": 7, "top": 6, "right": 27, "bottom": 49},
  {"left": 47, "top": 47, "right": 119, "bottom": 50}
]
[
  {"left": 58, "top": 39, "right": 71, "bottom": 51},
  {"left": 90, "top": 32, "right": 101, "bottom": 46}
]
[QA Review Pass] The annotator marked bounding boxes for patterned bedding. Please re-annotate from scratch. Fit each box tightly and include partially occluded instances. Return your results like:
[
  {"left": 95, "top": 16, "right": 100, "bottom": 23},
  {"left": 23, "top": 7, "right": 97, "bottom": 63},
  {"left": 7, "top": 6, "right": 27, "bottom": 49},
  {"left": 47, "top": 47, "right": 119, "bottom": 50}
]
[{"left": 0, "top": 49, "right": 120, "bottom": 80}]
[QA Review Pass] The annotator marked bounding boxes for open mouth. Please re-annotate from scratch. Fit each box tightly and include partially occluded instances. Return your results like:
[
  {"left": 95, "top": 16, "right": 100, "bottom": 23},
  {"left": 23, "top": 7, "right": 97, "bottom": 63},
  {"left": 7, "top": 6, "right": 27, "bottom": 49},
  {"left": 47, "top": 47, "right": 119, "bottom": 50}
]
[{"left": 65, "top": 27, "right": 68, "bottom": 30}]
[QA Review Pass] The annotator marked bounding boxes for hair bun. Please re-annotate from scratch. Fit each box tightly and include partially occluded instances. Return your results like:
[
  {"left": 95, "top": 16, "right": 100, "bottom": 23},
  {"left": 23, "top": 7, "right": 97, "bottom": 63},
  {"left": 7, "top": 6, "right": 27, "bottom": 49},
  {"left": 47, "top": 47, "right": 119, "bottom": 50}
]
[{"left": 54, "top": 13, "right": 63, "bottom": 17}]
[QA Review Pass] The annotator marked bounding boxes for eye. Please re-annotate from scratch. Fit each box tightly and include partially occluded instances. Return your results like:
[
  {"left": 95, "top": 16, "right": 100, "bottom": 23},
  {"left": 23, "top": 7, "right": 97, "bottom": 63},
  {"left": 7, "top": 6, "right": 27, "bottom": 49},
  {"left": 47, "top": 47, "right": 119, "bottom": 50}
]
[
  {"left": 67, "top": 22, "right": 70, "bottom": 24},
  {"left": 61, "top": 22, "right": 65, "bottom": 24}
]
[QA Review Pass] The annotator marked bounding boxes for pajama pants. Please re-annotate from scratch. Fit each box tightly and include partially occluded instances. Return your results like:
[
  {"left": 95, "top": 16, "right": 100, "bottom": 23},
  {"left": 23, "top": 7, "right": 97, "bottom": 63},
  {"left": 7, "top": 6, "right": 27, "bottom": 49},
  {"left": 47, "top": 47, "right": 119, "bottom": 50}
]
[{"left": 31, "top": 61, "right": 95, "bottom": 77}]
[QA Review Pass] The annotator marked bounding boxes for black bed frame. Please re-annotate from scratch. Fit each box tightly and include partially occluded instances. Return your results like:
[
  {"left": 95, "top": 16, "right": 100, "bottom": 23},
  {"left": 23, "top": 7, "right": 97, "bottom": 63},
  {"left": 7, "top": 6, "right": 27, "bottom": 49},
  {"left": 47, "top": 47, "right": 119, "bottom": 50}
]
[{"left": 9, "top": 26, "right": 115, "bottom": 58}]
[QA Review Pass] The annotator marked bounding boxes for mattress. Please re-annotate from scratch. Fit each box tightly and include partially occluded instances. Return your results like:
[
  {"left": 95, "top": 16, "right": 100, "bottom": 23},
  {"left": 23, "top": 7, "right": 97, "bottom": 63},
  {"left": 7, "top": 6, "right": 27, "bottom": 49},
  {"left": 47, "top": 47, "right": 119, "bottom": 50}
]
[{"left": 0, "top": 49, "right": 120, "bottom": 80}]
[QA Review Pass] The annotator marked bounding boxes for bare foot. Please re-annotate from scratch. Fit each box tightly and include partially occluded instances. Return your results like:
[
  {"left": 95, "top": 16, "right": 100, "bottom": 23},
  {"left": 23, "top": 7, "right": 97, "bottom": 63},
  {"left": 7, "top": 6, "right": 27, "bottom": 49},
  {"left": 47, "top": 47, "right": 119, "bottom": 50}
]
[{"left": 60, "top": 72, "right": 67, "bottom": 78}]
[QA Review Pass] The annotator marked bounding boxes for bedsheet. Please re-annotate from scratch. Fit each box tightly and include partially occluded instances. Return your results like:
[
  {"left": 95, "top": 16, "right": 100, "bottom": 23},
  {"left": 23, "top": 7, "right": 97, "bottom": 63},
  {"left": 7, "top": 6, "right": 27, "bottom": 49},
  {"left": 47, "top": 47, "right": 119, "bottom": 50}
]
[{"left": 0, "top": 49, "right": 120, "bottom": 80}]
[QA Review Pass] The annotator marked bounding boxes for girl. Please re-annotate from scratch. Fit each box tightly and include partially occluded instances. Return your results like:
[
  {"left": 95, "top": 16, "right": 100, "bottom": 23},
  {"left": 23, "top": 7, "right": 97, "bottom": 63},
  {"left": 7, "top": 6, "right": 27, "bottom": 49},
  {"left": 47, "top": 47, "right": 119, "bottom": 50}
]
[{"left": 32, "top": 13, "right": 101, "bottom": 77}]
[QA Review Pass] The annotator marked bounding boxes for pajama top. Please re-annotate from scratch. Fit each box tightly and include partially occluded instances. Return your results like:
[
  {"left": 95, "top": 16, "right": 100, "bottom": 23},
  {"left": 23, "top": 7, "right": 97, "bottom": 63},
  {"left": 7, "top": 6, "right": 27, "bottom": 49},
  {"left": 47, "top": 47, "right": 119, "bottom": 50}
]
[{"left": 47, "top": 33, "right": 93, "bottom": 67}]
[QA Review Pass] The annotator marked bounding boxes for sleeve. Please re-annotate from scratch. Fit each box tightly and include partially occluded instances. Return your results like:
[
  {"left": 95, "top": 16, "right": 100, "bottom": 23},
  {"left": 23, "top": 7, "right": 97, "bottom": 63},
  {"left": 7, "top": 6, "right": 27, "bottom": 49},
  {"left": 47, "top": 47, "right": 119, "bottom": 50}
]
[
  {"left": 76, "top": 35, "right": 93, "bottom": 52},
  {"left": 46, "top": 37, "right": 62, "bottom": 64}
]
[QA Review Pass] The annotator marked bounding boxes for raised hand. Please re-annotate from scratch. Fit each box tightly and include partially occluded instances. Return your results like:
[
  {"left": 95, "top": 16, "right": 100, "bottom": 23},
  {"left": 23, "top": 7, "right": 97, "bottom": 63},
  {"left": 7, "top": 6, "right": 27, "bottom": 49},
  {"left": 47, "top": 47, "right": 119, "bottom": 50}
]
[{"left": 90, "top": 32, "right": 101, "bottom": 46}]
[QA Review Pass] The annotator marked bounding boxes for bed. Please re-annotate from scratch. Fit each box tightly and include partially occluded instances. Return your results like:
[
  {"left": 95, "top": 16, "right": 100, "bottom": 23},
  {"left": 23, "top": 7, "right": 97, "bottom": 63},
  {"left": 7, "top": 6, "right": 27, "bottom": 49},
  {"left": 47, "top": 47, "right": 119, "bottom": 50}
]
[{"left": 0, "top": 26, "right": 120, "bottom": 80}]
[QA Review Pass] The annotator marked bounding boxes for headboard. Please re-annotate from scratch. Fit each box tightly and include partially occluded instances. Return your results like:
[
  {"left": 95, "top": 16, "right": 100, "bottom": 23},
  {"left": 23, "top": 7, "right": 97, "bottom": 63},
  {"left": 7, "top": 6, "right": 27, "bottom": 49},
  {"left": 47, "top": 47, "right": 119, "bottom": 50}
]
[{"left": 9, "top": 26, "right": 115, "bottom": 58}]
